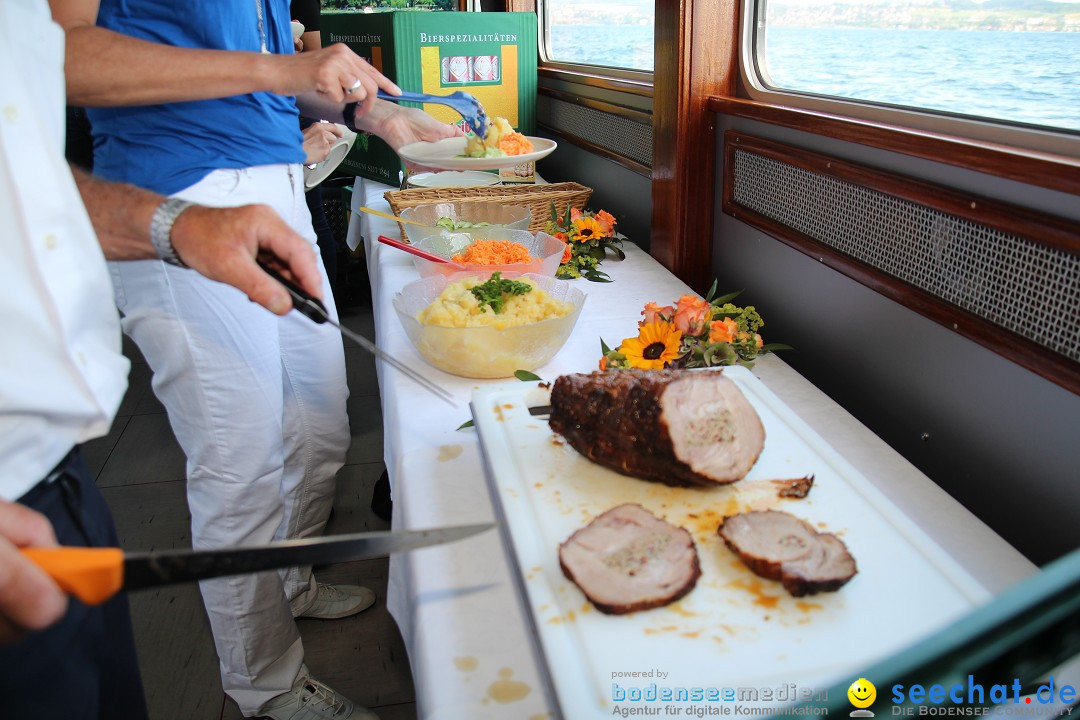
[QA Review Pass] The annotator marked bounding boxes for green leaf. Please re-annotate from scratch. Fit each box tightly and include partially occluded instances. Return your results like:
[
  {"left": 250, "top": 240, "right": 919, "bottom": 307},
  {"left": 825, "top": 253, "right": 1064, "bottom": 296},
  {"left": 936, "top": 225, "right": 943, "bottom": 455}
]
[
  {"left": 600, "top": 337, "right": 612, "bottom": 354},
  {"left": 704, "top": 279, "right": 719, "bottom": 303},
  {"left": 549, "top": 200, "right": 558, "bottom": 223},
  {"left": 514, "top": 370, "right": 543, "bottom": 381},
  {"left": 602, "top": 240, "right": 626, "bottom": 260},
  {"left": 760, "top": 342, "right": 795, "bottom": 352},
  {"left": 711, "top": 290, "right": 743, "bottom": 306},
  {"left": 456, "top": 419, "right": 475, "bottom": 430}
]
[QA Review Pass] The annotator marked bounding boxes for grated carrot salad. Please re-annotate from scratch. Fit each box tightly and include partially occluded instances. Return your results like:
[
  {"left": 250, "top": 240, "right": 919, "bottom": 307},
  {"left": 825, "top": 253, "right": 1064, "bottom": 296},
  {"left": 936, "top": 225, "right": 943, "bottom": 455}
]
[{"left": 451, "top": 239, "right": 537, "bottom": 266}]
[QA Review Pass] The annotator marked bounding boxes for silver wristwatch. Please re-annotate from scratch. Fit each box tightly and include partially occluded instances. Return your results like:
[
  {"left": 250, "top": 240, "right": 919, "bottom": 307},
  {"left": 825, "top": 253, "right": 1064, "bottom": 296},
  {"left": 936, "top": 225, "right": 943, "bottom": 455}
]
[{"left": 149, "top": 197, "right": 194, "bottom": 267}]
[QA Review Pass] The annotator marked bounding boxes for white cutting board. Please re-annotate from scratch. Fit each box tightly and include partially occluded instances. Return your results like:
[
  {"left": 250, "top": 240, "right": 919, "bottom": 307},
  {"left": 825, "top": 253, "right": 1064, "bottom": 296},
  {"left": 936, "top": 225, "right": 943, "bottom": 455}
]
[{"left": 472, "top": 366, "right": 990, "bottom": 718}]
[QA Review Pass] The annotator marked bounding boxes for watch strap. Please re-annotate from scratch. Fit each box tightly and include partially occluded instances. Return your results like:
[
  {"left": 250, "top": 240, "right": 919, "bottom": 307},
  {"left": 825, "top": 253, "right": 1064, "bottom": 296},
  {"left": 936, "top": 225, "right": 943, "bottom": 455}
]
[{"left": 149, "top": 197, "right": 194, "bottom": 267}]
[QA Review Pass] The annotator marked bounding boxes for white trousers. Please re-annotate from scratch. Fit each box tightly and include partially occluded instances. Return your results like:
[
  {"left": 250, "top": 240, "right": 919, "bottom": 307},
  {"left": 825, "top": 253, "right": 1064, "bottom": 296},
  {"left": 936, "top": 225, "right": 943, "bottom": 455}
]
[{"left": 109, "top": 165, "right": 350, "bottom": 715}]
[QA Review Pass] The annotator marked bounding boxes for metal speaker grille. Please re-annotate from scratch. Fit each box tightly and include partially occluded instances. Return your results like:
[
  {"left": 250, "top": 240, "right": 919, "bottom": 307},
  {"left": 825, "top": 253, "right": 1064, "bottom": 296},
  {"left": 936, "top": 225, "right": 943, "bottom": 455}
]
[
  {"left": 732, "top": 149, "right": 1080, "bottom": 362},
  {"left": 538, "top": 95, "right": 652, "bottom": 168}
]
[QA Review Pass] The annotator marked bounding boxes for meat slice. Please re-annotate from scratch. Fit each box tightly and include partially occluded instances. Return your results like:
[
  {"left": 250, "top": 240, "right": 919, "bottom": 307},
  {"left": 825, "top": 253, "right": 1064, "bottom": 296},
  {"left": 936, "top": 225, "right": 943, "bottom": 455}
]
[
  {"left": 559, "top": 503, "right": 701, "bottom": 615},
  {"left": 718, "top": 510, "right": 856, "bottom": 597},
  {"left": 549, "top": 369, "right": 765, "bottom": 486}
]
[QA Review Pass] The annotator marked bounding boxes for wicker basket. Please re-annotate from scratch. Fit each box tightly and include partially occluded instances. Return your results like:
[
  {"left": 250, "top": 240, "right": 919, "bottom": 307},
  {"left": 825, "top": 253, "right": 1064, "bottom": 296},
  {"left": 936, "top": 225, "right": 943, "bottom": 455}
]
[{"left": 384, "top": 182, "right": 592, "bottom": 236}]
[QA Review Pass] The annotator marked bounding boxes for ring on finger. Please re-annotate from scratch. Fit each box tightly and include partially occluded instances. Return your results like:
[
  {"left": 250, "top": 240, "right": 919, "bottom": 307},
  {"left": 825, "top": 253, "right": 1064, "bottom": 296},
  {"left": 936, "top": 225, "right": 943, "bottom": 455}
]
[{"left": 346, "top": 79, "right": 363, "bottom": 93}]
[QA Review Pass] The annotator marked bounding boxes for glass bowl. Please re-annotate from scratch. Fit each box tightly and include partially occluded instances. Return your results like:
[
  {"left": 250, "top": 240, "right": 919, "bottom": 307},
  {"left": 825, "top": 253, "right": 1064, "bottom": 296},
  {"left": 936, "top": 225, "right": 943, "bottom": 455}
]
[
  {"left": 393, "top": 272, "right": 587, "bottom": 379},
  {"left": 409, "top": 229, "right": 567, "bottom": 278},
  {"left": 399, "top": 202, "right": 531, "bottom": 244}
]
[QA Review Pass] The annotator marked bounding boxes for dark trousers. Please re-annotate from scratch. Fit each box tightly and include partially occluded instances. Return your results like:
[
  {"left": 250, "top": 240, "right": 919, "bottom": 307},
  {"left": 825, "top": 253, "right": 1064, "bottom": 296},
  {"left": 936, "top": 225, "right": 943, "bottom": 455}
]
[{"left": 0, "top": 450, "right": 149, "bottom": 720}]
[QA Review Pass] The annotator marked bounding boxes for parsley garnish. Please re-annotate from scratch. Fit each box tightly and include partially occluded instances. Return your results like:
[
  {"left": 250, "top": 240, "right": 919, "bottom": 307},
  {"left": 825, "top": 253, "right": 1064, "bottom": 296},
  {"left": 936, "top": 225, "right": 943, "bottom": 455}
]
[{"left": 470, "top": 272, "right": 532, "bottom": 314}]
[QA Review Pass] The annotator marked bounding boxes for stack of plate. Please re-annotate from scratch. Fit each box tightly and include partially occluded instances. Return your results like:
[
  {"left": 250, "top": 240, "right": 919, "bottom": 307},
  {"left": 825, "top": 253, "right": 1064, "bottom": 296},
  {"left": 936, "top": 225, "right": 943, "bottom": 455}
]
[{"left": 405, "top": 170, "right": 502, "bottom": 189}]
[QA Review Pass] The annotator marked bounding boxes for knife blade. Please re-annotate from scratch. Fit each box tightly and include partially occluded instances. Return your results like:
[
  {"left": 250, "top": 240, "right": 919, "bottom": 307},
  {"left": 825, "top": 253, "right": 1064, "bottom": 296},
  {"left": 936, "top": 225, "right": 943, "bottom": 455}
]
[
  {"left": 22, "top": 524, "right": 492, "bottom": 606},
  {"left": 256, "top": 258, "right": 456, "bottom": 407}
]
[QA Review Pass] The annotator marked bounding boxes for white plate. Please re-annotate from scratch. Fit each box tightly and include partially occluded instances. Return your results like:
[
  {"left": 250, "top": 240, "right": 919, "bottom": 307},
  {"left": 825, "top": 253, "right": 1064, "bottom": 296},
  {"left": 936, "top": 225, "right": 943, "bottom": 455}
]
[
  {"left": 405, "top": 170, "right": 501, "bottom": 188},
  {"left": 397, "top": 136, "right": 556, "bottom": 171},
  {"left": 471, "top": 367, "right": 990, "bottom": 718}
]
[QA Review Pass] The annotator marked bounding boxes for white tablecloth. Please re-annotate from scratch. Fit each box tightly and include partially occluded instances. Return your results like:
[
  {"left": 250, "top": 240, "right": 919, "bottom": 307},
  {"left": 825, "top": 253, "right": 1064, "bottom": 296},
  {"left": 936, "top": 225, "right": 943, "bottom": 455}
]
[{"left": 348, "top": 178, "right": 1036, "bottom": 720}]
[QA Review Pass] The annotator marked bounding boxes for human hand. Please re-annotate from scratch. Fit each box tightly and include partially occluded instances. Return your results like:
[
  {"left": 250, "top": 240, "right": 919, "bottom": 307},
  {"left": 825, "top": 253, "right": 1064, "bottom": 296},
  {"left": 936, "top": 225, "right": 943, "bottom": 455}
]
[
  {"left": 170, "top": 204, "right": 324, "bottom": 315},
  {"left": 0, "top": 501, "right": 67, "bottom": 644},
  {"left": 294, "top": 36, "right": 304, "bottom": 53},
  {"left": 267, "top": 43, "right": 400, "bottom": 115},
  {"left": 359, "top": 102, "right": 463, "bottom": 152},
  {"left": 301, "top": 122, "right": 345, "bottom": 165}
]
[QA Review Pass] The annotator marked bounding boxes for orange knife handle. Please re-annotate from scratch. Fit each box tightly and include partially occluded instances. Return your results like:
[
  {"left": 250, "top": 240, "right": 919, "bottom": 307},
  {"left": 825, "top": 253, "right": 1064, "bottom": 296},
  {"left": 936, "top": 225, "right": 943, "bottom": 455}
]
[{"left": 21, "top": 547, "right": 124, "bottom": 606}]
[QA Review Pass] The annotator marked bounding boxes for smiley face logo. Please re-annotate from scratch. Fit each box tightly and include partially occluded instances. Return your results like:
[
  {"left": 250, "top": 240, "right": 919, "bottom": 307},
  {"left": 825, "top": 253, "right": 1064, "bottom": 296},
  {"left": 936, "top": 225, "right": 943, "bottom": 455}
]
[{"left": 848, "top": 678, "right": 876, "bottom": 709}]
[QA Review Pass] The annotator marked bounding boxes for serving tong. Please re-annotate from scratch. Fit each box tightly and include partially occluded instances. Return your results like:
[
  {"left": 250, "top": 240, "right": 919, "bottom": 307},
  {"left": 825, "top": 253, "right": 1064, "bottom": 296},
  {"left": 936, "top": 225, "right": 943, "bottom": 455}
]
[{"left": 377, "top": 90, "right": 488, "bottom": 137}]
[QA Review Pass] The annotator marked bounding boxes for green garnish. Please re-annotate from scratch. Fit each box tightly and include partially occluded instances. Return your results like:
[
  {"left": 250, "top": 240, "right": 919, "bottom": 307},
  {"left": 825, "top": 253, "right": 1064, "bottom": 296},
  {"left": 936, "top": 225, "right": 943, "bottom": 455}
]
[
  {"left": 436, "top": 217, "right": 493, "bottom": 231},
  {"left": 470, "top": 272, "right": 532, "bottom": 314}
]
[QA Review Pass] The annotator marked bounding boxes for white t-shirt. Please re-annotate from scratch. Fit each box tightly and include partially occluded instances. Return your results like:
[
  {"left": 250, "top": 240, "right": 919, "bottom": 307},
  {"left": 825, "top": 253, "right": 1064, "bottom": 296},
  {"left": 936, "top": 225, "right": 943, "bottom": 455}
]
[{"left": 0, "top": 0, "right": 130, "bottom": 500}]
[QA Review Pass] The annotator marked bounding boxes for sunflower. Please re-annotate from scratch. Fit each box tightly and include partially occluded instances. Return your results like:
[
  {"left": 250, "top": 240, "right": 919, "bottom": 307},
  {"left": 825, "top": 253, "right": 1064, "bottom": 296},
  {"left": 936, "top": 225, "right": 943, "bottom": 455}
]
[
  {"left": 618, "top": 322, "right": 682, "bottom": 370},
  {"left": 572, "top": 216, "right": 605, "bottom": 242}
]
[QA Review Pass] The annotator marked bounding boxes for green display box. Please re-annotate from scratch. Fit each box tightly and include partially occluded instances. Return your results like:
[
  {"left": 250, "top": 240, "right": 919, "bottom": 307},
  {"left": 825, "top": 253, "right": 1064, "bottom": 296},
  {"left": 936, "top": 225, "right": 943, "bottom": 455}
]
[{"left": 320, "top": 11, "right": 538, "bottom": 184}]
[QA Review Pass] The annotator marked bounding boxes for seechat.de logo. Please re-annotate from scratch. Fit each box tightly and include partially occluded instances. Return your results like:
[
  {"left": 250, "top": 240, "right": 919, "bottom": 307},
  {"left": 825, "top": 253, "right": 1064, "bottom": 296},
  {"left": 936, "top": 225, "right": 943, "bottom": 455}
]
[{"left": 848, "top": 678, "right": 877, "bottom": 717}]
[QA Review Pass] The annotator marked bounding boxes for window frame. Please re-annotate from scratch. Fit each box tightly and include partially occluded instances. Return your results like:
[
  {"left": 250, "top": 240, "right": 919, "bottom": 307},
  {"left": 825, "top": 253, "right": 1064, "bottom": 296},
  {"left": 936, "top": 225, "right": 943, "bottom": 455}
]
[
  {"left": 738, "top": 0, "right": 1080, "bottom": 160},
  {"left": 535, "top": 0, "right": 655, "bottom": 90}
]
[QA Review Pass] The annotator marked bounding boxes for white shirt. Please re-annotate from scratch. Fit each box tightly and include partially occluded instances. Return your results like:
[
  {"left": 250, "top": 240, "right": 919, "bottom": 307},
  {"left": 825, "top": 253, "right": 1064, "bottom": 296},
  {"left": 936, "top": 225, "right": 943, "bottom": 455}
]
[{"left": 0, "top": 0, "right": 130, "bottom": 501}]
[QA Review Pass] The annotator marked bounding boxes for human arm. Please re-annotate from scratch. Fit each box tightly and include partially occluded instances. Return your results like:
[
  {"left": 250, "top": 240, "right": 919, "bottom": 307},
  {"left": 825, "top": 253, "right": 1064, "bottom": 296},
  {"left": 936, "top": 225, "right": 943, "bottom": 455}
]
[
  {"left": 0, "top": 502, "right": 67, "bottom": 644},
  {"left": 298, "top": 97, "right": 462, "bottom": 151},
  {"left": 48, "top": 0, "right": 397, "bottom": 109},
  {"left": 69, "top": 166, "right": 324, "bottom": 315}
]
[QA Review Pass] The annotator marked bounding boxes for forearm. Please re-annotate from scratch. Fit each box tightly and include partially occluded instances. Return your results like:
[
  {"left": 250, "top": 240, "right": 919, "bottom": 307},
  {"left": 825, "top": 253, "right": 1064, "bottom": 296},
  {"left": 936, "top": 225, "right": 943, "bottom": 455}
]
[
  {"left": 70, "top": 166, "right": 160, "bottom": 261},
  {"left": 296, "top": 92, "right": 347, "bottom": 124},
  {"left": 63, "top": 26, "right": 276, "bottom": 107}
]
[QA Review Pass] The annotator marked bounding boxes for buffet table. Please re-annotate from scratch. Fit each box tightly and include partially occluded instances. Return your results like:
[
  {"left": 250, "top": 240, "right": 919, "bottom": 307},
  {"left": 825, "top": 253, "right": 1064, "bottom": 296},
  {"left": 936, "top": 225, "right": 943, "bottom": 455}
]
[{"left": 347, "top": 178, "right": 1036, "bottom": 720}]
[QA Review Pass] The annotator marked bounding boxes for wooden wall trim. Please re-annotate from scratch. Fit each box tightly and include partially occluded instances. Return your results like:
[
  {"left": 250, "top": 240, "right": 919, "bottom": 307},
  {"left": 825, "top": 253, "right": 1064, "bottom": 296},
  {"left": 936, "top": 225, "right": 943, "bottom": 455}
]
[
  {"left": 650, "top": 0, "right": 738, "bottom": 292},
  {"left": 711, "top": 97, "right": 1080, "bottom": 198},
  {"left": 721, "top": 132, "right": 1080, "bottom": 395},
  {"left": 537, "top": 67, "right": 654, "bottom": 98},
  {"left": 538, "top": 86, "right": 652, "bottom": 125}
]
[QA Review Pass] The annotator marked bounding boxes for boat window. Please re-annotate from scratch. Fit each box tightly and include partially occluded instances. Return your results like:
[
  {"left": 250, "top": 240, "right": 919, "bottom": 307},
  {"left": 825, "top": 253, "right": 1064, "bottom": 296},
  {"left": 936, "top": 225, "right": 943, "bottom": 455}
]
[
  {"left": 540, "top": 0, "right": 655, "bottom": 72},
  {"left": 743, "top": 0, "right": 1080, "bottom": 150}
]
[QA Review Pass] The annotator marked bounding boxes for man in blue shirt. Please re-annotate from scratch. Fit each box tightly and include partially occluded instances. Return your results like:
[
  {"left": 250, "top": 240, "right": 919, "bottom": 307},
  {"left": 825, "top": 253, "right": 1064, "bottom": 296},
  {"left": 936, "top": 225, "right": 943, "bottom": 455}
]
[{"left": 47, "top": 2, "right": 458, "bottom": 718}]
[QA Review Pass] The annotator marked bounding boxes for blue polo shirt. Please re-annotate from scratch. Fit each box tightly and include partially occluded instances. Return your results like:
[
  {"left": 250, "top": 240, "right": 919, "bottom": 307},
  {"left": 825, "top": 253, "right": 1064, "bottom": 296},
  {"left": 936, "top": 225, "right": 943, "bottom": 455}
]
[{"left": 88, "top": 0, "right": 305, "bottom": 195}]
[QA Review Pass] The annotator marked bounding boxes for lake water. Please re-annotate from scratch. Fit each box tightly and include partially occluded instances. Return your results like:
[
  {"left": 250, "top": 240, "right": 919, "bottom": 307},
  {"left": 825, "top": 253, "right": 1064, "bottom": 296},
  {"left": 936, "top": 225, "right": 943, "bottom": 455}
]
[{"left": 550, "top": 25, "right": 1080, "bottom": 132}]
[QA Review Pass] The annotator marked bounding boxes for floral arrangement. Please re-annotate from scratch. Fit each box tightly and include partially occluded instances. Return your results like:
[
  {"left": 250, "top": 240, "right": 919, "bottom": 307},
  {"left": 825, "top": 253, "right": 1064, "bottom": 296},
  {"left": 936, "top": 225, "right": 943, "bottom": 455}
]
[
  {"left": 600, "top": 283, "right": 790, "bottom": 370},
  {"left": 546, "top": 203, "right": 625, "bottom": 282}
]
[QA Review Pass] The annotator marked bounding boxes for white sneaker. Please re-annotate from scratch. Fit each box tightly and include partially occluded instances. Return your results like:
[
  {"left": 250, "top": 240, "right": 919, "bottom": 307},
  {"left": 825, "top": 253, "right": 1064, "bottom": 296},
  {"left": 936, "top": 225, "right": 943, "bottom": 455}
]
[
  {"left": 256, "top": 674, "right": 378, "bottom": 720},
  {"left": 297, "top": 584, "right": 376, "bottom": 620}
]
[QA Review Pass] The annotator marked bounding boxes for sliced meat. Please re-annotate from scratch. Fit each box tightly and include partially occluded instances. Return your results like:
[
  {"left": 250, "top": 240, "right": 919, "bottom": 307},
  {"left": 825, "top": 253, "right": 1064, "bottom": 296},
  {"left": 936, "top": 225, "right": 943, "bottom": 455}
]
[
  {"left": 548, "top": 369, "right": 765, "bottom": 486},
  {"left": 559, "top": 503, "right": 701, "bottom": 615},
  {"left": 718, "top": 510, "right": 856, "bottom": 597}
]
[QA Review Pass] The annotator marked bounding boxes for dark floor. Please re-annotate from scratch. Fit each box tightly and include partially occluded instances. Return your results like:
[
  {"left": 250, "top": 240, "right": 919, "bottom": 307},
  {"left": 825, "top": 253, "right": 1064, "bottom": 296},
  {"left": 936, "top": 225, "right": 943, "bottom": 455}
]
[{"left": 82, "top": 266, "right": 419, "bottom": 720}]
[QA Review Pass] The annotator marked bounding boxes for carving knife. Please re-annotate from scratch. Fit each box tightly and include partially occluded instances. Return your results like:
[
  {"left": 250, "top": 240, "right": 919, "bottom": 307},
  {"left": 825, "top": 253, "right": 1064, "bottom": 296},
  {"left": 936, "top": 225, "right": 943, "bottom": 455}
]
[{"left": 22, "top": 523, "right": 492, "bottom": 606}]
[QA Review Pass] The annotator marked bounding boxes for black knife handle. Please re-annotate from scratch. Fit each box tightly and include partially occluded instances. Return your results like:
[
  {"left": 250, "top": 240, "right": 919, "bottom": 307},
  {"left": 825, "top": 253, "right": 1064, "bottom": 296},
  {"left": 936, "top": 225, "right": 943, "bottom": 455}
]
[{"left": 256, "top": 257, "right": 329, "bottom": 324}]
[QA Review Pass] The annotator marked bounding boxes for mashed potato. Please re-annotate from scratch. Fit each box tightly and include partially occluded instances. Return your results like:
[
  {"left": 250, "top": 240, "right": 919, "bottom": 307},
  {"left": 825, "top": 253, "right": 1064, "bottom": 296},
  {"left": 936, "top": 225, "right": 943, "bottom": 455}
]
[{"left": 417, "top": 276, "right": 573, "bottom": 331}]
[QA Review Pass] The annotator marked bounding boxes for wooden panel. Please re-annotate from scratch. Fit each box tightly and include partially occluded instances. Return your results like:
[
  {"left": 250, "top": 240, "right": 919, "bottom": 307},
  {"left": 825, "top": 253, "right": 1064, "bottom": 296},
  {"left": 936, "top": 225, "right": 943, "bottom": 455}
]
[
  {"left": 651, "top": 0, "right": 739, "bottom": 292},
  {"left": 722, "top": 132, "right": 1080, "bottom": 395},
  {"left": 712, "top": 97, "right": 1080, "bottom": 198}
]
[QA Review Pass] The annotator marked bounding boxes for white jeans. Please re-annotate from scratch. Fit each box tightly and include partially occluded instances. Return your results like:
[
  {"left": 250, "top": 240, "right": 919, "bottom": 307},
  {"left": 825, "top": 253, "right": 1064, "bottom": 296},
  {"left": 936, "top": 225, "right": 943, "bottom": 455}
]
[{"left": 109, "top": 165, "right": 350, "bottom": 715}]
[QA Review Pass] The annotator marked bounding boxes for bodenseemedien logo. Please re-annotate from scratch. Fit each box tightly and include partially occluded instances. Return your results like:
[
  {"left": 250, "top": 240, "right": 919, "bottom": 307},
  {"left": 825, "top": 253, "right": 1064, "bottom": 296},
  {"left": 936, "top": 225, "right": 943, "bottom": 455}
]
[{"left": 848, "top": 678, "right": 877, "bottom": 717}]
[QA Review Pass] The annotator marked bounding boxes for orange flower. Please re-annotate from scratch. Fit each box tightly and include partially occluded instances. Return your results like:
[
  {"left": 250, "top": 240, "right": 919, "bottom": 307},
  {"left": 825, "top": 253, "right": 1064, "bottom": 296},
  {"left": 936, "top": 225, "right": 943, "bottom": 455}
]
[
  {"left": 755, "top": 333, "right": 764, "bottom": 349},
  {"left": 560, "top": 242, "right": 573, "bottom": 264},
  {"left": 672, "top": 294, "right": 710, "bottom": 336},
  {"left": 570, "top": 207, "right": 584, "bottom": 222},
  {"left": 572, "top": 216, "right": 604, "bottom": 242},
  {"left": 599, "top": 355, "right": 610, "bottom": 370},
  {"left": 497, "top": 131, "right": 534, "bottom": 156},
  {"left": 641, "top": 301, "right": 674, "bottom": 326},
  {"left": 595, "top": 209, "right": 617, "bottom": 234},
  {"left": 709, "top": 317, "right": 738, "bottom": 344},
  {"left": 554, "top": 231, "right": 568, "bottom": 242}
]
